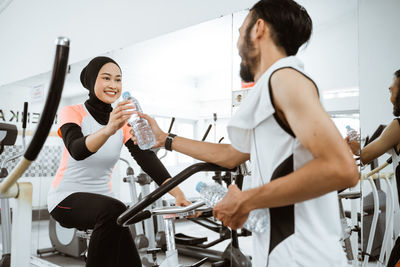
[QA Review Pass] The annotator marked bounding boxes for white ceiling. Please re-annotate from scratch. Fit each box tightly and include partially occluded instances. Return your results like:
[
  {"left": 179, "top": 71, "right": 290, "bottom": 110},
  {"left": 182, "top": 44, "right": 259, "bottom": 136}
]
[{"left": 0, "top": 0, "right": 258, "bottom": 87}]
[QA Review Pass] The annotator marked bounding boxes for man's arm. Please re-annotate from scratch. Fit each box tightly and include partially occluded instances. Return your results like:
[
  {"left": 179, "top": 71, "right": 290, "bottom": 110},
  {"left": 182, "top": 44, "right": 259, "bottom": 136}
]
[
  {"left": 360, "top": 119, "right": 400, "bottom": 164},
  {"left": 213, "top": 68, "right": 358, "bottom": 229},
  {"left": 138, "top": 115, "right": 250, "bottom": 169}
]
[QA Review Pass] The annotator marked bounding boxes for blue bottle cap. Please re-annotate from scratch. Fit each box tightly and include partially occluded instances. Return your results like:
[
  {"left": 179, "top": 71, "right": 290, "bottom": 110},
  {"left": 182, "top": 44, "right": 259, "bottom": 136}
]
[
  {"left": 122, "top": 91, "right": 131, "bottom": 100},
  {"left": 196, "top": 181, "right": 206, "bottom": 192},
  {"left": 345, "top": 125, "right": 351, "bottom": 129}
]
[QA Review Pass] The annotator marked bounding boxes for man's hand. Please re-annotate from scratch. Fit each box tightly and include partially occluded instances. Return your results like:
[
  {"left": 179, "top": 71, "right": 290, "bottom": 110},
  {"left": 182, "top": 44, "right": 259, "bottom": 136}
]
[
  {"left": 345, "top": 136, "right": 361, "bottom": 156},
  {"left": 213, "top": 184, "right": 250, "bottom": 230},
  {"left": 130, "top": 113, "right": 167, "bottom": 148}
]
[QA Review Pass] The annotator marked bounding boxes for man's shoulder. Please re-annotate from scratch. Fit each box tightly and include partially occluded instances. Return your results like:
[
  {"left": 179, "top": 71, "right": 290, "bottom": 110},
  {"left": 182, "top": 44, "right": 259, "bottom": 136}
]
[
  {"left": 270, "top": 68, "right": 315, "bottom": 90},
  {"left": 269, "top": 68, "right": 318, "bottom": 105}
]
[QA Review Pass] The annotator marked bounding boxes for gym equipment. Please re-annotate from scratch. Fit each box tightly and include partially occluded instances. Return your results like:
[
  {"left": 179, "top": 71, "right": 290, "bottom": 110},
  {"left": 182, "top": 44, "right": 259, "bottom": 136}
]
[
  {"left": 131, "top": 200, "right": 210, "bottom": 267},
  {"left": 361, "top": 125, "right": 388, "bottom": 260},
  {"left": 0, "top": 36, "right": 69, "bottom": 267},
  {"left": 0, "top": 103, "right": 29, "bottom": 267},
  {"left": 36, "top": 216, "right": 88, "bottom": 259},
  {"left": 37, "top": 157, "right": 138, "bottom": 259},
  {"left": 117, "top": 162, "right": 252, "bottom": 267},
  {"left": 360, "top": 170, "right": 396, "bottom": 267},
  {"left": 0, "top": 123, "right": 18, "bottom": 267}
]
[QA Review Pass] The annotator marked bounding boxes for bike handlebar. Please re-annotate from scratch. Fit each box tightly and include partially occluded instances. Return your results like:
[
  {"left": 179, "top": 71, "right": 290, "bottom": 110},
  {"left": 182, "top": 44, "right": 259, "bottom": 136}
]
[{"left": 117, "top": 162, "right": 235, "bottom": 226}]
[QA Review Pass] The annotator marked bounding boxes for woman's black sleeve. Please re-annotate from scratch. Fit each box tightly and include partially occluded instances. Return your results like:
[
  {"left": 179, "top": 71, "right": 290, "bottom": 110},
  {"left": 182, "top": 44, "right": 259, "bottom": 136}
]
[
  {"left": 59, "top": 123, "right": 94, "bottom": 161},
  {"left": 124, "top": 139, "right": 171, "bottom": 185}
]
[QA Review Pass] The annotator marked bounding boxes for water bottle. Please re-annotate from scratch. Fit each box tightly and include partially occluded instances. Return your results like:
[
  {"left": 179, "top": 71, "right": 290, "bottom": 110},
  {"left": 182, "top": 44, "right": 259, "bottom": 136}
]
[
  {"left": 122, "top": 92, "right": 156, "bottom": 150},
  {"left": 196, "top": 181, "right": 269, "bottom": 234},
  {"left": 346, "top": 125, "right": 358, "bottom": 142}
]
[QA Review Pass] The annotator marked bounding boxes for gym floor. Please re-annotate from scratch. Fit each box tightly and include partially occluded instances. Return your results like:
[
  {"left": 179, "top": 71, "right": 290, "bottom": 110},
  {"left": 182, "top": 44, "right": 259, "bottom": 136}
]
[
  {"left": 0, "top": 219, "right": 381, "bottom": 267},
  {"left": 28, "top": 219, "right": 253, "bottom": 267}
]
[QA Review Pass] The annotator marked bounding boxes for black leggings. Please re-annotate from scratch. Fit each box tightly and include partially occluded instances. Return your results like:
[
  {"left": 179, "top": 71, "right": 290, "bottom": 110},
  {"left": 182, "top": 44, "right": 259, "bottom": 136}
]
[
  {"left": 50, "top": 192, "right": 141, "bottom": 267},
  {"left": 388, "top": 236, "right": 400, "bottom": 267}
]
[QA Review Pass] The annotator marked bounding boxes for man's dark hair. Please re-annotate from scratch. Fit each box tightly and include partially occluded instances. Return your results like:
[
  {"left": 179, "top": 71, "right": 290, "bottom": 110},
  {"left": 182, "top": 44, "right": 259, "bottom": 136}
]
[
  {"left": 395, "top": 69, "right": 400, "bottom": 80},
  {"left": 393, "top": 69, "right": 400, "bottom": 116},
  {"left": 249, "top": 0, "right": 313, "bottom": 56}
]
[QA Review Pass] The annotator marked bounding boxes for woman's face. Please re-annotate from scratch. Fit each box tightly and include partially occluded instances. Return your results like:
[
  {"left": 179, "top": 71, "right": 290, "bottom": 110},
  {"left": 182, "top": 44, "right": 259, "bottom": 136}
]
[
  {"left": 94, "top": 63, "right": 122, "bottom": 104},
  {"left": 389, "top": 76, "right": 399, "bottom": 105}
]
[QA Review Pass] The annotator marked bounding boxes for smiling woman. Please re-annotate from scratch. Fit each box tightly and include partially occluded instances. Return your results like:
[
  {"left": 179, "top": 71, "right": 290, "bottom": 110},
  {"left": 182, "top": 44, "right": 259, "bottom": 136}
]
[
  {"left": 94, "top": 63, "right": 122, "bottom": 104},
  {"left": 47, "top": 56, "right": 191, "bottom": 267}
]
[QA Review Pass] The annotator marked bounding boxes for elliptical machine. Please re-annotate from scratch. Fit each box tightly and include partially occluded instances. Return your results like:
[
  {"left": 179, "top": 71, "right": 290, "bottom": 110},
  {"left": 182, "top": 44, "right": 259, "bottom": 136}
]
[
  {"left": 117, "top": 162, "right": 252, "bottom": 267},
  {"left": 0, "top": 102, "right": 29, "bottom": 267}
]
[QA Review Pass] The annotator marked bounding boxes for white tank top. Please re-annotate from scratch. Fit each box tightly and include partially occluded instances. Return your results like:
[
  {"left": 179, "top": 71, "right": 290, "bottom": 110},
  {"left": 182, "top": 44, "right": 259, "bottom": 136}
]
[
  {"left": 227, "top": 56, "right": 347, "bottom": 267},
  {"left": 389, "top": 146, "right": 400, "bottom": 236},
  {"left": 47, "top": 104, "right": 131, "bottom": 212}
]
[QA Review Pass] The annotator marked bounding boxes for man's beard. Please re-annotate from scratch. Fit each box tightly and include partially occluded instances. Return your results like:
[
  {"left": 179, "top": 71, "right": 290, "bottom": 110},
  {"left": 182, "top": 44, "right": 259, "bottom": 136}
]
[
  {"left": 239, "top": 30, "right": 260, "bottom": 83},
  {"left": 393, "top": 92, "right": 400, "bottom": 116}
]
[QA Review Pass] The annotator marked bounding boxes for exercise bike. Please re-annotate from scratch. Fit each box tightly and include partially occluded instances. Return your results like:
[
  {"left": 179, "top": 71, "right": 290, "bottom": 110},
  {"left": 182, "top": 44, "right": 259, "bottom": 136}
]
[{"left": 117, "top": 162, "right": 252, "bottom": 267}]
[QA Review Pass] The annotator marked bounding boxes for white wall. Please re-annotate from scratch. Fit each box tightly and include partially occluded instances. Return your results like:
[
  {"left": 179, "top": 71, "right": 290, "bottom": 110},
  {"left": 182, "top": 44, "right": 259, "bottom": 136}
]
[{"left": 359, "top": 0, "right": 400, "bottom": 136}]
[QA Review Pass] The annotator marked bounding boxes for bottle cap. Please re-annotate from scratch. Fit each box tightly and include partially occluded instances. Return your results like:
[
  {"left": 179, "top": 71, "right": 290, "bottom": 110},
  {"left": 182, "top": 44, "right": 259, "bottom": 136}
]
[
  {"left": 345, "top": 125, "right": 351, "bottom": 130},
  {"left": 195, "top": 181, "right": 206, "bottom": 192},
  {"left": 122, "top": 91, "right": 131, "bottom": 100}
]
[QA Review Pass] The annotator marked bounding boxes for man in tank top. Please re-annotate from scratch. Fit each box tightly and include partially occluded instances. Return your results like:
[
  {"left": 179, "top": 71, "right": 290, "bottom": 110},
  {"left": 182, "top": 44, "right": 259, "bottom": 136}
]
[{"left": 134, "top": 0, "right": 358, "bottom": 266}]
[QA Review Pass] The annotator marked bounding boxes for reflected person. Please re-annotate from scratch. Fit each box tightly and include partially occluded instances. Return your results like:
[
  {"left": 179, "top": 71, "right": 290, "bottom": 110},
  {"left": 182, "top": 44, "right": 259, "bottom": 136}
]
[{"left": 347, "top": 69, "right": 400, "bottom": 267}]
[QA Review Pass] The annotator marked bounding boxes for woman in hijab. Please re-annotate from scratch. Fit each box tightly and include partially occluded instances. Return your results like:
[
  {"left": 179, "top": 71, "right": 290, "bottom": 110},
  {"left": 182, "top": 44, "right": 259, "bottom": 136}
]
[{"left": 47, "top": 56, "right": 189, "bottom": 266}]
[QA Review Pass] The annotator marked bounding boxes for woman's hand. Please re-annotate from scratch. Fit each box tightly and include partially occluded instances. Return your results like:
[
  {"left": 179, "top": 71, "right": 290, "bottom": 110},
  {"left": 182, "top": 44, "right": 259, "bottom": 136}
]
[
  {"left": 130, "top": 113, "right": 167, "bottom": 148},
  {"left": 105, "top": 100, "right": 135, "bottom": 136},
  {"left": 345, "top": 136, "right": 361, "bottom": 156},
  {"left": 174, "top": 192, "right": 202, "bottom": 218},
  {"left": 174, "top": 193, "right": 191, "bottom": 207}
]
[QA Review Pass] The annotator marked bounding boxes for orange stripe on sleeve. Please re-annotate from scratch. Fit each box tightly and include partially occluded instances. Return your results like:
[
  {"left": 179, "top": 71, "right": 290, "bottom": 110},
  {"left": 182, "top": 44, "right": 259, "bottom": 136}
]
[
  {"left": 57, "top": 105, "right": 88, "bottom": 138},
  {"left": 122, "top": 124, "right": 133, "bottom": 144}
]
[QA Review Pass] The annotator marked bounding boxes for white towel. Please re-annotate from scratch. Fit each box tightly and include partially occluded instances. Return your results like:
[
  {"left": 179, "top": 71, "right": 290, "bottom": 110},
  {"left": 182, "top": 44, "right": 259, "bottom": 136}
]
[{"left": 227, "top": 56, "right": 304, "bottom": 153}]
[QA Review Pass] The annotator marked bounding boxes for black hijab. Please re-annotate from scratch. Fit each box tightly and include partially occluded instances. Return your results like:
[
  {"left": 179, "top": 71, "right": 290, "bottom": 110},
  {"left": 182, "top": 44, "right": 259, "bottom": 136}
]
[{"left": 80, "top": 56, "right": 121, "bottom": 125}]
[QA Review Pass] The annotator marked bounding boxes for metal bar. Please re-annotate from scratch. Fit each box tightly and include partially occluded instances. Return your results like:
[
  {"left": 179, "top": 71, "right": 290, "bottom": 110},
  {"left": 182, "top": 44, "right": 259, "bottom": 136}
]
[{"left": 10, "top": 182, "right": 32, "bottom": 267}]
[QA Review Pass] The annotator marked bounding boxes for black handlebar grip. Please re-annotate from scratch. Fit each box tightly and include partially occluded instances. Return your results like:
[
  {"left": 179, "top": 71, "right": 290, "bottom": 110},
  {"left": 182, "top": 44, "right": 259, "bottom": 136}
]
[
  {"left": 22, "top": 102, "right": 28, "bottom": 129},
  {"left": 124, "top": 210, "right": 152, "bottom": 225},
  {"left": 201, "top": 124, "right": 212, "bottom": 142},
  {"left": 167, "top": 117, "right": 175, "bottom": 133},
  {"left": 24, "top": 37, "right": 69, "bottom": 161}
]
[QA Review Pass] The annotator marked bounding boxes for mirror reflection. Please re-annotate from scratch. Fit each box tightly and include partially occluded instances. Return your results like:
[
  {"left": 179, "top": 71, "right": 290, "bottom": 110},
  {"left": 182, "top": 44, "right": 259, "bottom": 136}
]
[{"left": 357, "top": 1, "right": 400, "bottom": 267}]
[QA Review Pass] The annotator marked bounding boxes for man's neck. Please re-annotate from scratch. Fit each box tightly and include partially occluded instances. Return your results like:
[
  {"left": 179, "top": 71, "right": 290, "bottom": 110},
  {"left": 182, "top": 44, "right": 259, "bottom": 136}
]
[{"left": 253, "top": 47, "right": 287, "bottom": 83}]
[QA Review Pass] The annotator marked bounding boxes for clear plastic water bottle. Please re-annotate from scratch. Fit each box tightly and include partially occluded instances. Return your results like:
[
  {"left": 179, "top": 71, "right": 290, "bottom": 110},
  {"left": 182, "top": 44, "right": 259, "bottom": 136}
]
[
  {"left": 122, "top": 92, "right": 156, "bottom": 150},
  {"left": 346, "top": 125, "right": 358, "bottom": 142},
  {"left": 196, "top": 181, "right": 269, "bottom": 234}
]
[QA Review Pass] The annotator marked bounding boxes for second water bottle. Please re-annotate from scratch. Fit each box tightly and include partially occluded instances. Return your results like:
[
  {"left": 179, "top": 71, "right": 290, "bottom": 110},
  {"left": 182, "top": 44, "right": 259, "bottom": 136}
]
[
  {"left": 122, "top": 92, "right": 156, "bottom": 150},
  {"left": 196, "top": 181, "right": 269, "bottom": 234},
  {"left": 345, "top": 125, "right": 358, "bottom": 142}
]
